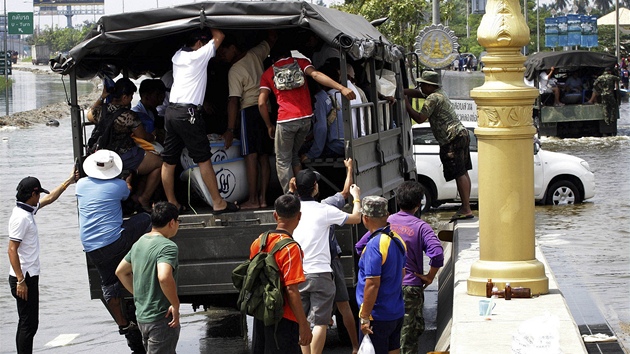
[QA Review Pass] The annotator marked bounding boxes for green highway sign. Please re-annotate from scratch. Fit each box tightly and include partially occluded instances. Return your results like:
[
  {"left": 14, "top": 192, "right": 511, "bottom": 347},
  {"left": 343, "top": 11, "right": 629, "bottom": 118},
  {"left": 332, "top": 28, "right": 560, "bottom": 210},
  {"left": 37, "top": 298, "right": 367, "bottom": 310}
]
[{"left": 8, "top": 12, "right": 34, "bottom": 35}]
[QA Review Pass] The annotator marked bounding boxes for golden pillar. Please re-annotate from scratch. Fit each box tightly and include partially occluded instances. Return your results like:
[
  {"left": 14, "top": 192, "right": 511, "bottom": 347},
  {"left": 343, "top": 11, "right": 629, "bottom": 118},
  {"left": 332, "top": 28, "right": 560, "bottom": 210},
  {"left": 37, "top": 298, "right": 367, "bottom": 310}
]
[{"left": 467, "top": 0, "right": 549, "bottom": 296}]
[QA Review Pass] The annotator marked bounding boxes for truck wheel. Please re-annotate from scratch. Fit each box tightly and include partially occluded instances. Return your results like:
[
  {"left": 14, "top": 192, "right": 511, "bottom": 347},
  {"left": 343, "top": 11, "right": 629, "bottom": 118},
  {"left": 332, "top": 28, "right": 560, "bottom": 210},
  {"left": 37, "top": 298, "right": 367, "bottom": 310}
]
[
  {"left": 545, "top": 180, "right": 581, "bottom": 205},
  {"left": 419, "top": 181, "right": 434, "bottom": 213}
]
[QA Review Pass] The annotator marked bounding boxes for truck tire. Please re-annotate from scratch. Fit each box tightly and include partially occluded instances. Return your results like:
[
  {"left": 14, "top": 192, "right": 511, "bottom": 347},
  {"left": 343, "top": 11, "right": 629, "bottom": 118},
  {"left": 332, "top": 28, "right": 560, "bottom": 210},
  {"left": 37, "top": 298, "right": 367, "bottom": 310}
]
[{"left": 418, "top": 181, "right": 434, "bottom": 213}]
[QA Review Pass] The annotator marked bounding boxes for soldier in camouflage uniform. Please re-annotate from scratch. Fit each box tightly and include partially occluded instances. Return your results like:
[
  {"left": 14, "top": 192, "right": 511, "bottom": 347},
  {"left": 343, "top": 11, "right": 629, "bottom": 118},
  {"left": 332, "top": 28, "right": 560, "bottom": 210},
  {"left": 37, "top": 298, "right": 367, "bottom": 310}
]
[
  {"left": 587, "top": 68, "right": 620, "bottom": 125},
  {"left": 404, "top": 71, "right": 473, "bottom": 221}
]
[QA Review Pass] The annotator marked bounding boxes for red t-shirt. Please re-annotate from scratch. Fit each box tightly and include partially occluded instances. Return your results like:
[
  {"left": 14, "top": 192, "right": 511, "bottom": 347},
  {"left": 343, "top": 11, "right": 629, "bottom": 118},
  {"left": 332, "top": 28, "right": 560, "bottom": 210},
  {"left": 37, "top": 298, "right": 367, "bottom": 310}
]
[
  {"left": 249, "top": 230, "right": 305, "bottom": 322},
  {"left": 260, "top": 57, "right": 314, "bottom": 123}
]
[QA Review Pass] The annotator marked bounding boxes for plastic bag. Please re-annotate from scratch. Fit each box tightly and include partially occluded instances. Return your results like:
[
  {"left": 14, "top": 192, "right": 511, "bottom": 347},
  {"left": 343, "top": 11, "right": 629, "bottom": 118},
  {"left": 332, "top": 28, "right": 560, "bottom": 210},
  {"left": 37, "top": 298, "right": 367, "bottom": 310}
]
[
  {"left": 358, "top": 334, "right": 376, "bottom": 354},
  {"left": 511, "top": 313, "right": 561, "bottom": 354}
]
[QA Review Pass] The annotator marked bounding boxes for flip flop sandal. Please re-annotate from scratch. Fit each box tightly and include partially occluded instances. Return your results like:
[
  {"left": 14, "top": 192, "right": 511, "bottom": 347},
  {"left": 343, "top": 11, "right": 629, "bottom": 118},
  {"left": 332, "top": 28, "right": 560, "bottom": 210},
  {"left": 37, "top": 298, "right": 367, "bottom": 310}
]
[
  {"left": 212, "top": 201, "right": 240, "bottom": 215},
  {"left": 449, "top": 213, "right": 474, "bottom": 222}
]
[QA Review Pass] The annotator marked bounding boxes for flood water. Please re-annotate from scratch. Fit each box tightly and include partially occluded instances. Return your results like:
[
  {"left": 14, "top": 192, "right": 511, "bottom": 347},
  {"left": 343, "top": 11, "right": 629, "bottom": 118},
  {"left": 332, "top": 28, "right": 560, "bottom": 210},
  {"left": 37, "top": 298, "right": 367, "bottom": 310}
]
[
  {"left": 0, "top": 70, "right": 628, "bottom": 353},
  {"left": 0, "top": 70, "right": 93, "bottom": 115}
]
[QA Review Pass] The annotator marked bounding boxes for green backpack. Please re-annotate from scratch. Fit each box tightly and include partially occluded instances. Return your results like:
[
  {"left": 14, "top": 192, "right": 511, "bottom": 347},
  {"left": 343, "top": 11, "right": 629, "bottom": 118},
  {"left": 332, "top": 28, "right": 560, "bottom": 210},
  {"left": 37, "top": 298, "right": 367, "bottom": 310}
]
[{"left": 232, "top": 231, "right": 297, "bottom": 327}]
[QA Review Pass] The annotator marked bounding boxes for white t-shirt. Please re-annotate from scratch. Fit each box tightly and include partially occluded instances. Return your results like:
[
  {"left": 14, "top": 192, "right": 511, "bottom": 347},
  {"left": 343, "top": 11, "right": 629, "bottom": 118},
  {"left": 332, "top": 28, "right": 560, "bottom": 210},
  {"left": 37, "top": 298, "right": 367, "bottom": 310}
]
[
  {"left": 8, "top": 204, "right": 40, "bottom": 277},
  {"left": 293, "top": 200, "right": 348, "bottom": 274},
  {"left": 538, "top": 72, "right": 557, "bottom": 95},
  {"left": 347, "top": 81, "right": 365, "bottom": 138},
  {"left": 170, "top": 39, "right": 217, "bottom": 106}
]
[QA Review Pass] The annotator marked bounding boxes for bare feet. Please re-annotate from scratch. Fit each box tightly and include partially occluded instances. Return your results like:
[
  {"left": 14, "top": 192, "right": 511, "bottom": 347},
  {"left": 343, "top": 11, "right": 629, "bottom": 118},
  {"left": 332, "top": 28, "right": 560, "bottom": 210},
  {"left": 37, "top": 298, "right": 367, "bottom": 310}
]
[
  {"left": 240, "top": 200, "right": 261, "bottom": 210},
  {"left": 259, "top": 195, "right": 267, "bottom": 208}
]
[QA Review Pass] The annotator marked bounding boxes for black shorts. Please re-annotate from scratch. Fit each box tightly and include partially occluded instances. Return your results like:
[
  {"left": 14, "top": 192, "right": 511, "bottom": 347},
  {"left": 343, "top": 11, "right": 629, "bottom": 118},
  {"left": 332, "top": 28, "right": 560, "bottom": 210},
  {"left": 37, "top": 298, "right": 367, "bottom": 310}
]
[
  {"left": 439, "top": 129, "right": 472, "bottom": 181},
  {"left": 240, "top": 105, "right": 273, "bottom": 156},
  {"left": 252, "top": 317, "right": 299, "bottom": 354},
  {"left": 162, "top": 104, "right": 212, "bottom": 165}
]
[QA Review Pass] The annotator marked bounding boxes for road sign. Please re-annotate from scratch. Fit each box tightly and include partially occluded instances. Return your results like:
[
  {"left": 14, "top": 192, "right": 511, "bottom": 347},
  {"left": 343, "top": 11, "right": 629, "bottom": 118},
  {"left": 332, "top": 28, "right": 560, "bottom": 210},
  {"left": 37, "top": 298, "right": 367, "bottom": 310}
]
[{"left": 8, "top": 12, "right": 34, "bottom": 35}]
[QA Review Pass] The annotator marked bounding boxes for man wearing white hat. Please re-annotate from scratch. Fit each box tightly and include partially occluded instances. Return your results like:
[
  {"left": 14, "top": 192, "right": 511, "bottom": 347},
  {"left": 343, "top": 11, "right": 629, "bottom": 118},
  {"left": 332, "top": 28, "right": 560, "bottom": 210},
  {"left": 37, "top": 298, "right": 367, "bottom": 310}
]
[{"left": 75, "top": 149, "right": 151, "bottom": 351}]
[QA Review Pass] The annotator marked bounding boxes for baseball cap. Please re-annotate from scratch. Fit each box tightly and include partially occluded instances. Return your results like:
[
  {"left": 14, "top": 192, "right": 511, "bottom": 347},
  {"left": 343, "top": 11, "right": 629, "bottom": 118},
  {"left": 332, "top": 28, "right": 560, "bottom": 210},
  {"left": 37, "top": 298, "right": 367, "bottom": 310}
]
[
  {"left": 295, "top": 170, "right": 320, "bottom": 196},
  {"left": 360, "top": 196, "right": 389, "bottom": 217},
  {"left": 17, "top": 177, "right": 50, "bottom": 196}
]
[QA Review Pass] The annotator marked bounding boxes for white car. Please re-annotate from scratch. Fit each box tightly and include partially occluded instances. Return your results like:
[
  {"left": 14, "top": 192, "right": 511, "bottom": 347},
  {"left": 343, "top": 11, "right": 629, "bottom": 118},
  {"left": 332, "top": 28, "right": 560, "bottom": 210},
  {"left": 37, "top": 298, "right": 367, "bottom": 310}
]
[{"left": 413, "top": 122, "right": 595, "bottom": 212}]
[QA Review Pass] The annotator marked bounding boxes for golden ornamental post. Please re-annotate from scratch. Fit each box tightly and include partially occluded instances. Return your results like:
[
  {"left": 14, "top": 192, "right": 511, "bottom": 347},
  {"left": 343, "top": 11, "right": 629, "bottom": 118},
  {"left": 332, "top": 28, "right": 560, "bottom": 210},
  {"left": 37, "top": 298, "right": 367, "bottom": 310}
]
[{"left": 467, "top": 0, "right": 549, "bottom": 296}]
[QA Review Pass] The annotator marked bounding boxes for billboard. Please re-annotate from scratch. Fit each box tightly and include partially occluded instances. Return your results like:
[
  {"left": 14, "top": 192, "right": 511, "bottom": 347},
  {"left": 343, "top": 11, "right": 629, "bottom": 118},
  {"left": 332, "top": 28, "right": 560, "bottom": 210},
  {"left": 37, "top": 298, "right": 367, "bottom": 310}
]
[{"left": 34, "top": 0, "right": 104, "bottom": 5}]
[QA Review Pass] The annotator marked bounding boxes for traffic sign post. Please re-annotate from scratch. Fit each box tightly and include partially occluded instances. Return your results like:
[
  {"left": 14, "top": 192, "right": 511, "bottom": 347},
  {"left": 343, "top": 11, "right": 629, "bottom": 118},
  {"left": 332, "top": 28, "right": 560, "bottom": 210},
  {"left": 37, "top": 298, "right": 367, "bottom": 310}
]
[{"left": 8, "top": 12, "right": 34, "bottom": 35}]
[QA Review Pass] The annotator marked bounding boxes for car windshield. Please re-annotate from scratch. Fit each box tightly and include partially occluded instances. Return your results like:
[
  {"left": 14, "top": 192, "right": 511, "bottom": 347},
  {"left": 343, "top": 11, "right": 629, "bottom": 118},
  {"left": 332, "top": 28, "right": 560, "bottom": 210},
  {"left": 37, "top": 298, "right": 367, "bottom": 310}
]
[{"left": 413, "top": 128, "right": 438, "bottom": 145}]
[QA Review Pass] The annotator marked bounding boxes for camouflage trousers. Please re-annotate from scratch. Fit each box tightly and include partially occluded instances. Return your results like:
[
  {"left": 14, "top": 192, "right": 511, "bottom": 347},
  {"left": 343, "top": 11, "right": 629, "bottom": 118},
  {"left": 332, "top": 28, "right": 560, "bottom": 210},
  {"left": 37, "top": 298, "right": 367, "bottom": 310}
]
[
  {"left": 400, "top": 285, "right": 425, "bottom": 354},
  {"left": 601, "top": 95, "right": 619, "bottom": 125}
]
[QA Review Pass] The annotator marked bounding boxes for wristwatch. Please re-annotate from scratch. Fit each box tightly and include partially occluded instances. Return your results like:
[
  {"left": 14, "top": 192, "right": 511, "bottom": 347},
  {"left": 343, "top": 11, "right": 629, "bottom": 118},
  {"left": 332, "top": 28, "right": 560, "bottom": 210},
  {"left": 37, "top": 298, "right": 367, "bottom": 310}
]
[{"left": 360, "top": 317, "right": 370, "bottom": 325}]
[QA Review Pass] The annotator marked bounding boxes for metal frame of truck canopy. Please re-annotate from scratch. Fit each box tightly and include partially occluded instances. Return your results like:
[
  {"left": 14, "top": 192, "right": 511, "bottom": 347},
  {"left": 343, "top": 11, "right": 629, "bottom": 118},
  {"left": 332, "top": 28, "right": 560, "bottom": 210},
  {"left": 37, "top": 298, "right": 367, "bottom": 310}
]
[
  {"left": 56, "top": 1, "right": 416, "bottom": 309},
  {"left": 525, "top": 50, "right": 619, "bottom": 137}
]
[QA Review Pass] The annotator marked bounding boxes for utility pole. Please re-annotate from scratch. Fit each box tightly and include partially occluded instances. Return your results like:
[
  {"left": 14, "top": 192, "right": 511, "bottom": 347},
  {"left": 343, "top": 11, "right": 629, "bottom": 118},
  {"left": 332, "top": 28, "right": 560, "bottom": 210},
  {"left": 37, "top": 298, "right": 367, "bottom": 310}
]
[
  {"left": 433, "top": 0, "right": 440, "bottom": 25},
  {"left": 4, "top": 0, "right": 8, "bottom": 117}
]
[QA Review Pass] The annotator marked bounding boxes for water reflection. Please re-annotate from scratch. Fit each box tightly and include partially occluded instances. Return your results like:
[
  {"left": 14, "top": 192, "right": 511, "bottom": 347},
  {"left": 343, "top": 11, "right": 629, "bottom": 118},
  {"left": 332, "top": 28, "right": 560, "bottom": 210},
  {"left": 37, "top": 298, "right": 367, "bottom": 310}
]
[{"left": 0, "top": 70, "right": 93, "bottom": 116}]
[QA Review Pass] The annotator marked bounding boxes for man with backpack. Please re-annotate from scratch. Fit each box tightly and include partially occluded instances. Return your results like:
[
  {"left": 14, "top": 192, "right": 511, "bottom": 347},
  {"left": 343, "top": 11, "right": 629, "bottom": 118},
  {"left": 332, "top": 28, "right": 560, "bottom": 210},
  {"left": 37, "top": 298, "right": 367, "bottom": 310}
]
[
  {"left": 258, "top": 45, "right": 355, "bottom": 192},
  {"left": 246, "top": 195, "right": 312, "bottom": 353}
]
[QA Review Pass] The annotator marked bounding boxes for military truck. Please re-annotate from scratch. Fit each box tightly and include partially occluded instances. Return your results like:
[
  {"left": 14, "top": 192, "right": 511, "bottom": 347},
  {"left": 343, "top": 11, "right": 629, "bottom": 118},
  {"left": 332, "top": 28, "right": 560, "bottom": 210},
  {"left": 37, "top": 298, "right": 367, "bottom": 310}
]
[
  {"left": 51, "top": 0, "right": 416, "bottom": 342},
  {"left": 524, "top": 50, "right": 619, "bottom": 138}
]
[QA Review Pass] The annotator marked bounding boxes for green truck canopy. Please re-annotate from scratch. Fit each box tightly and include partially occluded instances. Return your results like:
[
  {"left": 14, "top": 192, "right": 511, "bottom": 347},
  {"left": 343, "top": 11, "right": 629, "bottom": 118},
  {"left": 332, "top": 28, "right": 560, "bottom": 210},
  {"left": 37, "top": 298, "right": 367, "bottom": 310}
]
[
  {"left": 52, "top": 1, "right": 402, "bottom": 79},
  {"left": 524, "top": 50, "right": 617, "bottom": 81}
]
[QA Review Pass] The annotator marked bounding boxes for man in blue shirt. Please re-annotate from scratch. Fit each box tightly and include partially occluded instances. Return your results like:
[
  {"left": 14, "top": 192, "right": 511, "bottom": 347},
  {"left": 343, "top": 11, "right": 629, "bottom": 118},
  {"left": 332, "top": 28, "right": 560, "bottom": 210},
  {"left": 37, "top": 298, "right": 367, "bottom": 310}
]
[
  {"left": 357, "top": 196, "right": 406, "bottom": 354},
  {"left": 132, "top": 79, "right": 166, "bottom": 143},
  {"left": 75, "top": 149, "right": 151, "bottom": 351}
]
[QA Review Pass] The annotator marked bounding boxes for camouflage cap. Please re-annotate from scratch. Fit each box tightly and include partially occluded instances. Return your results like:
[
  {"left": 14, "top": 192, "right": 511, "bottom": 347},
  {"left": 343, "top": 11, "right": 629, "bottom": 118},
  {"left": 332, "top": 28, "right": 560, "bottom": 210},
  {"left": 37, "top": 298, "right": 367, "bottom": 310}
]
[{"left": 361, "top": 196, "right": 388, "bottom": 217}]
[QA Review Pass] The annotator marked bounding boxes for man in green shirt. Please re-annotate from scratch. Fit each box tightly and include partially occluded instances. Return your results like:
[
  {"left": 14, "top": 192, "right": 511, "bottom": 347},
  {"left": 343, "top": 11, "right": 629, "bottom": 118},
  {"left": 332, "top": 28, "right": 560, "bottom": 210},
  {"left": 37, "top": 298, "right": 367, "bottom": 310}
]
[
  {"left": 116, "top": 202, "right": 180, "bottom": 353},
  {"left": 404, "top": 70, "right": 473, "bottom": 221}
]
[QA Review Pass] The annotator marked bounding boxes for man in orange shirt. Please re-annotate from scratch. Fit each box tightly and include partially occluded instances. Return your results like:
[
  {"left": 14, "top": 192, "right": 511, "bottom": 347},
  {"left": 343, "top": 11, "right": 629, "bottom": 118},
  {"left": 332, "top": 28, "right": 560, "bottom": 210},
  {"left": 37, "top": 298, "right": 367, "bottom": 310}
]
[{"left": 250, "top": 195, "right": 313, "bottom": 353}]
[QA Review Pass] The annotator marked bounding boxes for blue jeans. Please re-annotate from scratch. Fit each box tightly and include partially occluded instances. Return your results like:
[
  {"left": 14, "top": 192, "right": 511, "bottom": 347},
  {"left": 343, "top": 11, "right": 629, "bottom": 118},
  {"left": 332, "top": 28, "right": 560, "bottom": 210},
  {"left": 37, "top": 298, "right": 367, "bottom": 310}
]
[
  {"left": 86, "top": 212, "right": 151, "bottom": 302},
  {"left": 138, "top": 316, "right": 180, "bottom": 354},
  {"left": 9, "top": 273, "right": 39, "bottom": 354}
]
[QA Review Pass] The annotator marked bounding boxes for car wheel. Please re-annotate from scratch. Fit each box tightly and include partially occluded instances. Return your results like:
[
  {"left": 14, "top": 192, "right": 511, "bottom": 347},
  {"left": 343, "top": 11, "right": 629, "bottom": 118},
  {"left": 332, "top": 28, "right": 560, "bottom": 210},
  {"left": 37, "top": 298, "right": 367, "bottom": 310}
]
[
  {"left": 545, "top": 180, "right": 581, "bottom": 205},
  {"left": 419, "top": 181, "right": 434, "bottom": 213}
]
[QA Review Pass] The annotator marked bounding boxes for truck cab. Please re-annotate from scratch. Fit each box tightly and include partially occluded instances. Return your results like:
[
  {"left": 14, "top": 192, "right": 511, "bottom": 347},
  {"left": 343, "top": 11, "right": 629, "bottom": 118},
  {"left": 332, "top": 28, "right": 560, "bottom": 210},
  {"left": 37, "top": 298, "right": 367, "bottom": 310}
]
[{"left": 52, "top": 1, "right": 415, "bottom": 319}]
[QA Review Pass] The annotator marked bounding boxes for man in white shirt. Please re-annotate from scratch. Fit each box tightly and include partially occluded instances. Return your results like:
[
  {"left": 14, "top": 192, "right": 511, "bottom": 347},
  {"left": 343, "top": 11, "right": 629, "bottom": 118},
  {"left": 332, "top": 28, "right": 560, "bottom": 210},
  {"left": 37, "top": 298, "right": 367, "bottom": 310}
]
[
  {"left": 161, "top": 28, "right": 239, "bottom": 215},
  {"left": 290, "top": 169, "right": 362, "bottom": 354},
  {"left": 538, "top": 66, "right": 564, "bottom": 107},
  {"left": 8, "top": 172, "right": 75, "bottom": 354}
]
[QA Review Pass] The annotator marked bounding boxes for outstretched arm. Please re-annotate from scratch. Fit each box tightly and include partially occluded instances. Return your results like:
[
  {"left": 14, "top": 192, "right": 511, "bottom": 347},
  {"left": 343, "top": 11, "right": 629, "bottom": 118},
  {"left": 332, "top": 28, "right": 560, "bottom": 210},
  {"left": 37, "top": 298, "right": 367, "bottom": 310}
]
[
  {"left": 40, "top": 167, "right": 77, "bottom": 208},
  {"left": 306, "top": 67, "right": 356, "bottom": 101},
  {"left": 340, "top": 158, "right": 353, "bottom": 199}
]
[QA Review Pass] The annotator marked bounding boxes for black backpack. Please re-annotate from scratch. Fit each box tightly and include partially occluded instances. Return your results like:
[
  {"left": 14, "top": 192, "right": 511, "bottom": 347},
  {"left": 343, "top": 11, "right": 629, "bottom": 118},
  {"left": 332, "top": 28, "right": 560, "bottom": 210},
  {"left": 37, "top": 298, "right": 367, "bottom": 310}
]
[{"left": 86, "top": 106, "right": 126, "bottom": 155}]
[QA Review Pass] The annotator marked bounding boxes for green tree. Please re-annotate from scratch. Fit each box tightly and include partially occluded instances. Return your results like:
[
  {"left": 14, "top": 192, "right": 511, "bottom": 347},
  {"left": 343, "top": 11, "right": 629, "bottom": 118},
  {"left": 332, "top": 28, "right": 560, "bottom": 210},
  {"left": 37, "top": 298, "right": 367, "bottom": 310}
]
[
  {"left": 335, "top": 0, "right": 430, "bottom": 53},
  {"left": 26, "top": 21, "right": 94, "bottom": 53}
]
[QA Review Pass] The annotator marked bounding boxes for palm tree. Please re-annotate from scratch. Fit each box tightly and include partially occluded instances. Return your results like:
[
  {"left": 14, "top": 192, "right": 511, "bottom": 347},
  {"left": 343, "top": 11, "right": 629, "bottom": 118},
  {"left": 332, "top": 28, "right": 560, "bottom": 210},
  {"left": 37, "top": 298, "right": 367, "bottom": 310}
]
[
  {"left": 592, "top": 0, "right": 612, "bottom": 13},
  {"left": 555, "top": 0, "right": 569, "bottom": 11}
]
